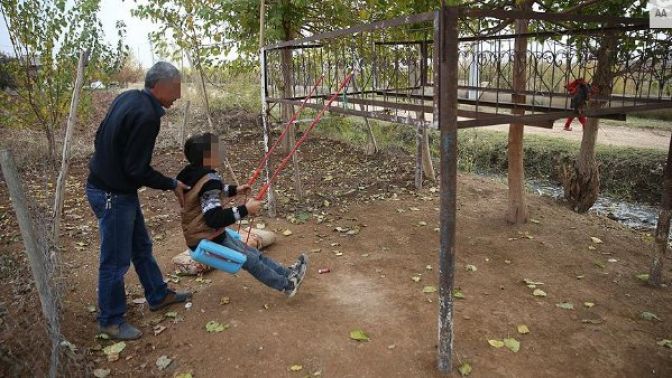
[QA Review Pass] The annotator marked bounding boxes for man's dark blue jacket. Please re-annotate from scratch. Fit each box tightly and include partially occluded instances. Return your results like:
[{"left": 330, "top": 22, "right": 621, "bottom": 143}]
[{"left": 88, "top": 89, "right": 176, "bottom": 193}]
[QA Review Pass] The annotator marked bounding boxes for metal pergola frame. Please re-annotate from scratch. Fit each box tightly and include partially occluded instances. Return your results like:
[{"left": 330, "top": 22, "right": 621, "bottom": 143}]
[{"left": 260, "top": 6, "right": 672, "bottom": 374}]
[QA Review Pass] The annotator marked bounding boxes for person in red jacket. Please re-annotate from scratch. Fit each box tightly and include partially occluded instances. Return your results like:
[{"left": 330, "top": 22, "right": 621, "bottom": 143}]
[{"left": 563, "top": 78, "right": 590, "bottom": 131}]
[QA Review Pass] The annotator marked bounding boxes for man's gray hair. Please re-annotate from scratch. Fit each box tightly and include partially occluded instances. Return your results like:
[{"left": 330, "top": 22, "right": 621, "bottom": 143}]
[{"left": 145, "top": 61, "right": 181, "bottom": 89}]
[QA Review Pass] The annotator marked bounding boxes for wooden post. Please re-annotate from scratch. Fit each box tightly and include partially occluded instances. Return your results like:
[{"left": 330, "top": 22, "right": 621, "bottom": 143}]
[
  {"left": 649, "top": 133, "right": 672, "bottom": 286},
  {"left": 1, "top": 149, "right": 60, "bottom": 377},
  {"left": 437, "top": 5, "right": 458, "bottom": 374},
  {"left": 505, "top": 1, "right": 531, "bottom": 225},
  {"left": 52, "top": 49, "right": 88, "bottom": 242}
]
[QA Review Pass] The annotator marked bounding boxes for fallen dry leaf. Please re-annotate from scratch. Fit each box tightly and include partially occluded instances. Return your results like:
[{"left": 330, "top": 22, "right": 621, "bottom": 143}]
[
  {"left": 517, "top": 324, "right": 530, "bottom": 334},
  {"left": 103, "top": 341, "right": 126, "bottom": 362},
  {"left": 156, "top": 355, "right": 172, "bottom": 370},
  {"left": 423, "top": 286, "right": 437, "bottom": 293},
  {"left": 350, "top": 329, "right": 370, "bottom": 341},
  {"left": 93, "top": 368, "right": 110, "bottom": 378},
  {"left": 503, "top": 338, "right": 520, "bottom": 353},
  {"left": 458, "top": 362, "right": 472, "bottom": 376},
  {"left": 488, "top": 339, "right": 504, "bottom": 348}
]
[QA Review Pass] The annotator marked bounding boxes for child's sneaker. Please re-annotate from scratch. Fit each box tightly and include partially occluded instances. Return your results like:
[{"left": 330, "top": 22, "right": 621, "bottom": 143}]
[
  {"left": 287, "top": 253, "right": 308, "bottom": 271},
  {"left": 286, "top": 254, "right": 308, "bottom": 298}
]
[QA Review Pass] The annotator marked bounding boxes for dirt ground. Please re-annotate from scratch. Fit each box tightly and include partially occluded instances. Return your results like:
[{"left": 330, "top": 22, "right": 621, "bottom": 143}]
[
  {"left": 2, "top": 127, "right": 672, "bottom": 377},
  {"left": 485, "top": 120, "right": 671, "bottom": 150}
]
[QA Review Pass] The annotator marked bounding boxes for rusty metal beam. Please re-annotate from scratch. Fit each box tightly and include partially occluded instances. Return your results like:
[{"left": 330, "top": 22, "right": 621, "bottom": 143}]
[
  {"left": 332, "top": 96, "right": 432, "bottom": 113},
  {"left": 459, "top": 23, "right": 648, "bottom": 42},
  {"left": 264, "top": 12, "right": 435, "bottom": 50},
  {"left": 459, "top": 8, "right": 648, "bottom": 25},
  {"left": 267, "top": 97, "right": 430, "bottom": 127},
  {"left": 270, "top": 44, "right": 323, "bottom": 50},
  {"left": 281, "top": 94, "right": 622, "bottom": 127},
  {"left": 373, "top": 24, "right": 649, "bottom": 45},
  {"left": 457, "top": 102, "right": 670, "bottom": 128},
  {"left": 379, "top": 86, "right": 672, "bottom": 106},
  {"left": 456, "top": 98, "right": 627, "bottom": 121}
]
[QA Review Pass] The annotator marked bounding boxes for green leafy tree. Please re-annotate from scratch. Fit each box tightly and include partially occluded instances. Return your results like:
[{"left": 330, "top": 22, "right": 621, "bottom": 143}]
[
  {"left": 537, "top": 0, "right": 659, "bottom": 212},
  {"left": 0, "top": 52, "right": 16, "bottom": 89},
  {"left": 0, "top": 0, "right": 127, "bottom": 164}
]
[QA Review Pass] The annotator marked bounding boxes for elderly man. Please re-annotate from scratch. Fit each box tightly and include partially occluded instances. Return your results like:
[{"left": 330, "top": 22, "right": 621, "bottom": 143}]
[{"left": 86, "top": 62, "right": 191, "bottom": 340}]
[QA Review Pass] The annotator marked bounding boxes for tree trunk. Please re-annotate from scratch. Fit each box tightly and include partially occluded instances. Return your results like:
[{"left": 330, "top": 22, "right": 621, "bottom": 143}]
[
  {"left": 52, "top": 50, "right": 88, "bottom": 242},
  {"left": 258, "top": 0, "right": 277, "bottom": 217},
  {"left": 45, "top": 124, "right": 58, "bottom": 167},
  {"left": 421, "top": 124, "right": 435, "bottom": 180},
  {"left": 363, "top": 117, "right": 378, "bottom": 155},
  {"left": 350, "top": 71, "right": 378, "bottom": 156},
  {"left": 185, "top": 50, "right": 216, "bottom": 133},
  {"left": 564, "top": 34, "right": 616, "bottom": 212},
  {"left": 181, "top": 100, "right": 190, "bottom": 147},
  {"left": 415, "top": 121, "right": 423, "bottom": 189},
  {"left": 280, "top": 26, "right": 303, "bottom": 199},
  {"left": 185, "top": 50, "right": 237, "bottom": 184},
  {"left": 649, "top": 133, "right": 672, "bottom": 286},
  {"left": 505, "top": 1, "right": 532, "bottom": 225},
  {"left": 280, "top": 43, "right": 295, "bottom": 154},
  {"left": 414, "top": 109, "right": 435, "bottom": 186}
]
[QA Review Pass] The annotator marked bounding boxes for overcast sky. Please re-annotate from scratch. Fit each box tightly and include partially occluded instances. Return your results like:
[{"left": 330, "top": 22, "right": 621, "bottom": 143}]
[{"left": 0, "top": 0, "right": 161, "bottom": 68}]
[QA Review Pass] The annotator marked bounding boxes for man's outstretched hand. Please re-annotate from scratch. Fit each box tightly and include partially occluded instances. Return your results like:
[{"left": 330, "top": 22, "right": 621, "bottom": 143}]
[{"left": 174, "top": 180, "right": 191, "bottom": 208}]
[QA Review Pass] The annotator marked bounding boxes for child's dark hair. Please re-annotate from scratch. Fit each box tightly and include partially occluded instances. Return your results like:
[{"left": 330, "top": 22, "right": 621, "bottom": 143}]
[{"left": 184, "top": 132, "right": 219, "bottom": 165}]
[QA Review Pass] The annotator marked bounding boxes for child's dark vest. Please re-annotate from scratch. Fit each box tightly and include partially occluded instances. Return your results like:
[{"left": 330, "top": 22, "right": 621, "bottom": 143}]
[{"left": 181, "top": 174, "right": 225, "bottom": 248}]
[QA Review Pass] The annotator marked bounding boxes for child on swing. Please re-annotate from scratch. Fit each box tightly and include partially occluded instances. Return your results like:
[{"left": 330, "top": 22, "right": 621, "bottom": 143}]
[{"left": 176, "top": 133, "right": 308, "bottom": 297}]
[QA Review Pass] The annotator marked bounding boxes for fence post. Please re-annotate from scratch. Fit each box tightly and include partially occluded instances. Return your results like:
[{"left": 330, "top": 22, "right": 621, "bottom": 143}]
[{"left": 1, "top": 149, "right": 60, "bottom": 377}]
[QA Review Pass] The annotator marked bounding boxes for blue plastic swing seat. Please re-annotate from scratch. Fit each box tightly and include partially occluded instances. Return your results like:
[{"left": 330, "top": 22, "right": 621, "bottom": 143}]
[{"left": 190, "top": 229, "right": 247, "bottom": 274}]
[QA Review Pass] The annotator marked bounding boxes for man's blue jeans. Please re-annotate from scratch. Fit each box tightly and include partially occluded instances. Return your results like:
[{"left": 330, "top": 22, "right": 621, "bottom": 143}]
[
  {"left": 219, "top": 234, "right": 291, "bottom": 291},
  {"left": 86, "top": 183, "right": 168, "bottom": 326}
]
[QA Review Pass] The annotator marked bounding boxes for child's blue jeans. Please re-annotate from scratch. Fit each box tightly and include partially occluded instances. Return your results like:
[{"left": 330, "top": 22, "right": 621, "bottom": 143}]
[
  {"left": 86, "top": 183, "right": 169, "bottom": 326},
  {"left": 218, "top": 233, "right": 291, "bottom": 291}
]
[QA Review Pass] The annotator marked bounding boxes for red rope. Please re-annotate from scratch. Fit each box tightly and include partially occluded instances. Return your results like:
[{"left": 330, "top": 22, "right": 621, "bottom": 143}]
[
  {"left": 245, "top": 74, "right": 325, "bottom": 187},
  {"left": 255, "top": 71, "right": 354, "bottom": 201},
  {"left": 244, "top": 73, "right": 354, "bottom": 246},
  {"left": 237, "top": 75, "right": 324, "bottom": 236}
]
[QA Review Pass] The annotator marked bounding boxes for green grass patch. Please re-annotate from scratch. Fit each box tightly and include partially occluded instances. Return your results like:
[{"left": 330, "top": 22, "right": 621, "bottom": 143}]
[
  {"left": 601, "top": 114, "right": 672, "bottom": 131},
  {"left": 456, "top": 130, "right": 666, "bottom": 204}
]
